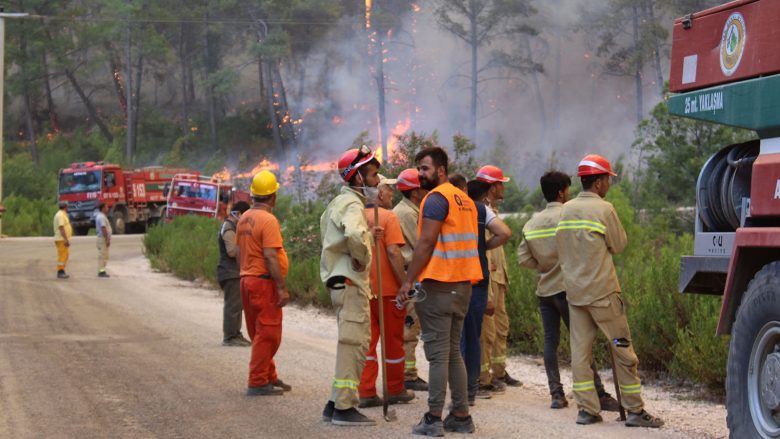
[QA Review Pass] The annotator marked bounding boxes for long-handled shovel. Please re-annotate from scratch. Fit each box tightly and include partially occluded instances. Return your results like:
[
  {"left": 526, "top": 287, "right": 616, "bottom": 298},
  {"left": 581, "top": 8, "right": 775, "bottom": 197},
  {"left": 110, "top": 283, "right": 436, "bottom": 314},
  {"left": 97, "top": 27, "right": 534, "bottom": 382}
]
[
  {"left": 607, "top": 341, "right": 627, "bottom": 421},
  {"left": 374, "top": 205, "right": 397, "bottom": 422}
]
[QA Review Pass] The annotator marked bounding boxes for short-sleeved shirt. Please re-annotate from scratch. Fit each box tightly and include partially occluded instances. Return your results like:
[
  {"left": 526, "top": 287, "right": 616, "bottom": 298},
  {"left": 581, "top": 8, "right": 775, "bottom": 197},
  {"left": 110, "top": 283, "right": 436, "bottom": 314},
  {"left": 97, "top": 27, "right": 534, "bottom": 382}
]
[
  {"left": 53, "top": 209, "right": 72, "bottom": 241},
  {"left": 422, "top": 193, "right": 449, "bottom": 221},
  {"left": 237, "top": 208, "right": 289, "bottom": 278},
  {"left": 365, "top": 207, "right": 406, "bottom": 297},
  {"left": 95, "top": 211, "right": 111, "bottom": 239}
]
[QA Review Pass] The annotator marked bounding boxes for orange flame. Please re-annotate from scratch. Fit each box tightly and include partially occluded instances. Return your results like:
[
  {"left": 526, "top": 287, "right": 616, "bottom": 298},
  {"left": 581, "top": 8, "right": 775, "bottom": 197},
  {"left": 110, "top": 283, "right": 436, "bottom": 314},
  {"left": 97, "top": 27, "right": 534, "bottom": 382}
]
[
  {"left": 212, "top": 167, "right": 231, "bottom": 181},
  {"left": 365, "top": 0, "right": 372, "bottom": 29},
  {"left": 383, "top": 116, "right": 412, "bottom": 159}
]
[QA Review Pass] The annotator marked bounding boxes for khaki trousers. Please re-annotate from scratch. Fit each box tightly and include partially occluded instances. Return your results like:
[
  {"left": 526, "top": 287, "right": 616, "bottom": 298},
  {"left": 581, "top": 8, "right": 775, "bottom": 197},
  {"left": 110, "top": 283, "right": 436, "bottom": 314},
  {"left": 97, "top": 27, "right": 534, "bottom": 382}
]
[
  {"left": 55, "top": 241, "right": 69, "bottom": 271},
  {"left": 479, "top": 281, "right": 509, "bottom": 384},
  {"left": 97, "top": 239, "right": 109, "bottom": 273},
  {"left": 569, "top": 293, "right": 644, "bottom": 415},
  {"left": 329, "top": 284, "right": 371, "bottom": 410},
  {"left": 403, "top": 303, "right": 421, "bottom": 380}
]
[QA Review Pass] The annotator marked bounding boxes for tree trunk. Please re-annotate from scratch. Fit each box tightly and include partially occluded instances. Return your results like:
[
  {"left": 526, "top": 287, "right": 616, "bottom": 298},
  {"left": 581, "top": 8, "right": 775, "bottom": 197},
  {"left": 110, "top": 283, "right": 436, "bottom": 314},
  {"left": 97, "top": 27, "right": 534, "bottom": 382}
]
[
  {"left": 22, "top": 92, "right": 38, "bottom": 165},
  {"left": 106, "top": 47, "right": 128, "bottom": 118},
  {"left": 64, "top": 69, "right": 114, "bottom": 143},
  {"left": 179, "top": 21, "right": 189, "bottom": 136},
  {"left": 645, "top": 0, "right": 665, "bottom": 96},
  {"left": 525, "top": 38, "right": 547, "bottom": 151},
  {"left": 41, "top": 51, "right": 60, "bottom": 133},
  {"left": 632, "top": 4, "right": 644, "bottom": 124},
  {"left": 469, "top": 13, "right": 478, "bottom": 142},
  {"left": 553, "top": 31, "right": 561, "bottom": 151},
  {"left": 265, "top": 62, "right": 283, "bottom": 154},
  {"left": 257, "top": 56, "right": 265, "bottom": 107},
  {"left": 133, "top": 54, "right": 143, "bottom": 154},
  {"left": 126, "top": 19, "right": 134, "bottom": 163},
  {"left": 273, "top": 65, "right": 304, "bottom": 201},
  {"left": 204, "top": 12, "right": 219, "bottom": 152},
  {"left": 374, "top": 24, "right": 388, "bottom": 161}
]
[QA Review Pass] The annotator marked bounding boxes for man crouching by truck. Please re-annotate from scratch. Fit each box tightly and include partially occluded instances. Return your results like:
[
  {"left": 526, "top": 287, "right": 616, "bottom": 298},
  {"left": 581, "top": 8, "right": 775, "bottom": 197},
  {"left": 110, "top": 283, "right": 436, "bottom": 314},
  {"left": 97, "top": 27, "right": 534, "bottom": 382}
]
[
  {"left": 558, "top": 154, "right": 663, "bottom": 428},
  {"left": 320, "top": 146, "right": 380, "bottom": 426},
  {"left": 236, "top": 171, "right": 291, "bottom": 397}
]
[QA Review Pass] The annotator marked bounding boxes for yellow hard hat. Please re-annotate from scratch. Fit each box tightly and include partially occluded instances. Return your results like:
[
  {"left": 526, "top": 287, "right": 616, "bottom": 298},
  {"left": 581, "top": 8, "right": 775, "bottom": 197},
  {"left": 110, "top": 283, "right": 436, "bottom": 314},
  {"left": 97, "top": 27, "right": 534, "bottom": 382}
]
[{"left": 250, "top": 170, "right": 280, "bottom": 196}]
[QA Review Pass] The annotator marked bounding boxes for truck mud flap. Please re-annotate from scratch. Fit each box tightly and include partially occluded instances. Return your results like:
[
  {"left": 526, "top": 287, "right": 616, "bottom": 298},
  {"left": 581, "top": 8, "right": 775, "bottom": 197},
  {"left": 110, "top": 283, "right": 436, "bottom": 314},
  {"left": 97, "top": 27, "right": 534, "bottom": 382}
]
[{"left": 679, "top": 255, "right": 730, "bottom": 295}]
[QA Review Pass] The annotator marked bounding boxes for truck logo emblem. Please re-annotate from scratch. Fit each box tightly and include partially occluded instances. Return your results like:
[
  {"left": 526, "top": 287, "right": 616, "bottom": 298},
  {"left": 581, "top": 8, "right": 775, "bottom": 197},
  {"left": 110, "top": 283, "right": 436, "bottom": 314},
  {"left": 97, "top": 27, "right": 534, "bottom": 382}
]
[{"left": 720, "top": 12, "right": 746, "bottom": 77}]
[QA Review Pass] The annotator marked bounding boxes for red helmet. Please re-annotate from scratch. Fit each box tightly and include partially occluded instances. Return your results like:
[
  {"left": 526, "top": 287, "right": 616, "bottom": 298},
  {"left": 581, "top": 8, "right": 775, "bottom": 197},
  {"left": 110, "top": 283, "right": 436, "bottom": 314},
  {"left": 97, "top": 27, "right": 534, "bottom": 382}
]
[
  {"left": 475, "top": 165, "right": 510, "bottom": 183},
  {"left": 396, "top": 168, "right": 420, "bottom": 191},
  {"left": 338, "top": 145, "right": 377, "bottom": 182},
  {"left": 578, "top": 154, "right": 617, "bottom": 177}
]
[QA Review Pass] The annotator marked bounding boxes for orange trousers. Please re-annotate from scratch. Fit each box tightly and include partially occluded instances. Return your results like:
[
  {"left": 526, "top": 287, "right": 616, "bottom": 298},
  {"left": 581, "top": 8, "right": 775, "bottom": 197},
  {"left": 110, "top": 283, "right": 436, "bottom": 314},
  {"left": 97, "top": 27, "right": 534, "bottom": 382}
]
[
  {"left": 240, "top": 277, "right": 283, "bottom": 387},
  {"left": 359, "top": 296, "right": 407, "bottom": 397}
]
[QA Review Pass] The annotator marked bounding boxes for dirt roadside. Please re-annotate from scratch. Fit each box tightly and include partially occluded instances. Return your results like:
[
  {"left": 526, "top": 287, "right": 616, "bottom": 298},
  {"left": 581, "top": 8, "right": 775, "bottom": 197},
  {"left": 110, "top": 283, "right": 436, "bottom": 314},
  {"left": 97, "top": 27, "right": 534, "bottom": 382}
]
[{"left": 0, "top": 236, "right": 727, "bottom": 438}]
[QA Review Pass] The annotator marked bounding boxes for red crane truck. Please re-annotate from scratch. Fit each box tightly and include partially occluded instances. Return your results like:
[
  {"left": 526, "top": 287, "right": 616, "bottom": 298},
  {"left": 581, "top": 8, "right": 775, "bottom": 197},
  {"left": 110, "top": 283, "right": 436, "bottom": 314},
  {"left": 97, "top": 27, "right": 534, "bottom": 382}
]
[
  {"left": 58, "top": 162, "right": 189, "bottom": 235},
  {"left": 672, "top": 1, "right": 780, "bottom": 437}
]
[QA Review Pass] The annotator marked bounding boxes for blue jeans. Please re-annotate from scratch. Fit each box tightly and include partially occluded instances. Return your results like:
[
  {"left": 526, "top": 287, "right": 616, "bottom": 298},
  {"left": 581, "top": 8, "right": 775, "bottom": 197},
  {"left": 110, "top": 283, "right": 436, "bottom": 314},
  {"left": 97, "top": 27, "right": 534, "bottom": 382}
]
[{"left": 461, "top": 280, "right": 489, "bottom": 398}]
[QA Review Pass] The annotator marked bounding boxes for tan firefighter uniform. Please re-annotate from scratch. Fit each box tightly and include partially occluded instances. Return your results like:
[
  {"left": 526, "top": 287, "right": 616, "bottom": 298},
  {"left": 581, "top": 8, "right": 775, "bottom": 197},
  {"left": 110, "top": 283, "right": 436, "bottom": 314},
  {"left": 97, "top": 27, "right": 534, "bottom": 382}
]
[
  {"left": 320, "top": 186, "right": 373, "bottom": 410},
  {"left": 518, "top": 202, "right": 565, "bottom": 296},
  {"left": 479, "top": 204, "right": 510, "bottom": 384},
  {"left": 393, "top": 196, "right": 422, "bottom": 380},
  {"left": 557, "top": 191, "right": 643, "bottom": 416}
]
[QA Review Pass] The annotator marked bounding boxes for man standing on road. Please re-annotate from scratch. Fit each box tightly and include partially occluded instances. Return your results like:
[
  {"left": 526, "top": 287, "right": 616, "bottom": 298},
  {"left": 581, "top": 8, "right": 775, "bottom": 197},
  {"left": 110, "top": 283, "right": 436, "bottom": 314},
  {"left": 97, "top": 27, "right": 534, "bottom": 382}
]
[
  {"left": 393, "top": 168, "right": 430, "bottom": 392},
  {"left": 236, "top": 171, "right": 291, "bottom": 397},
  {"left": 558, "top": 154, "right": 663, "bottom": 428},
  {"left": 218, "top": 200, "right": 252, "bottom": 347},
  {"left": 518, "top": 171, "right": 619, "bottom": 411},
  {"left": 358, "top": 175, "right": 416, "bottom": 408},
  {"left": 53, "top": 202, "right": 72, "bottom": 279},
  {"left": 95, "top": 203, "right": 112, "bottom": 278},
  {"left": 397, "top": 147, "right": 482, "bottom": 436},
  {"left": 464, "top": 178, "right": 511, "bottom": 405},
  {"left": 320, "top": 146, "right": 380, "bottom": 426},
  {"left": 474, "top": 165, "right": 523, "bottom": 392}
]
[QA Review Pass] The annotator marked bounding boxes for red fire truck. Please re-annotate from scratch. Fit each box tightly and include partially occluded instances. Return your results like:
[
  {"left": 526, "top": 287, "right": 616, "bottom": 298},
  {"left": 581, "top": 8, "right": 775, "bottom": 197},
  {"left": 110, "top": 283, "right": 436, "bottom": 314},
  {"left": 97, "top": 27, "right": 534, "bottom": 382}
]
[
  {"left": 164, "top": 173, "right": 250, "bottom": 222},
  {"left": 671, "top": 1, "right": 780, "bottom": 436},
  {"left": 58, "top": 162, "right": 189, "bottom": 235}
]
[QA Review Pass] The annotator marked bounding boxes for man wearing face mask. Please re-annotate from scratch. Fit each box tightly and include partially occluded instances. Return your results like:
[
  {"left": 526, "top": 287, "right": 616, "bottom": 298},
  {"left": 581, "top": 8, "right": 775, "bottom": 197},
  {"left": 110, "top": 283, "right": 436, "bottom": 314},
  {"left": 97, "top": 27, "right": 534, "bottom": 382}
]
[
  {"left": 218, "top": 200, "right": 252, "bottom": 347},
  {"left": 397, "top": 147, "right": 483, "bottom": 436},
  {"left": 321, "top": 146, "right": 381, "bottom": 426}
]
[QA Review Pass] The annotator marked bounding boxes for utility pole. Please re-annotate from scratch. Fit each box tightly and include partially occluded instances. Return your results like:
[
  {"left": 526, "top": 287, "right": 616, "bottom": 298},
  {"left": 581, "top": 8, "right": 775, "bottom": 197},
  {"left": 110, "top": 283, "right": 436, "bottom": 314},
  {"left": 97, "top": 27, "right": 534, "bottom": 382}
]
[
  {"left": 0, "top": 11, "right": 29, "bottom": 237},
  {"left": 125, "top": 1, "right": 134, "bottom": 164}
]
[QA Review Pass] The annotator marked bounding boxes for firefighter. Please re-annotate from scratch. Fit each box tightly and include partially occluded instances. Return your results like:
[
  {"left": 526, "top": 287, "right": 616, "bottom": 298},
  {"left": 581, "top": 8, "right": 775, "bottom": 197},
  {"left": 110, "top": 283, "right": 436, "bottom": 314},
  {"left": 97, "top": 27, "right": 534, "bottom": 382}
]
[
  {"left": 218, "top": 200, "right": 252, "bottom": 347},
  {"left": 320, "top": 146, "right": 379, "bottom": 426},
  {"left": 358, "top": 175, "right": 416, "bottom": 408},
  {"left": 393, "top": 168, "right": 430, "bottom": 392},
  {"left": 518, "top": 171, "right": 620, "bottom": 411},
  {"left": 95, "top": 202, "right": 112, "bottom": 278},
  {"left": 396, "top": 147, "right": 482, "bottom": 436},
  {"left": 474, "top": 165, "right": 522, "bottom": 392},
  {"left": 558, "top": 154, "right": 663, "bottom": 428},
  {"left": 236, "top": 171, "right": 291, "bottom": 397},
  {"left": 53, "top": 201, "right": 73, "bottom": 279}
]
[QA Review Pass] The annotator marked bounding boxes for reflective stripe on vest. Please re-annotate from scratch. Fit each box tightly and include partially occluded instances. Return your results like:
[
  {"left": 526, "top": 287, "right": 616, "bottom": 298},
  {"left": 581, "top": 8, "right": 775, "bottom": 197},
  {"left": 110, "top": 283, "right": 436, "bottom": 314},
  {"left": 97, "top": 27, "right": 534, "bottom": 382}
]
[{"left": 417, "top": 182, "right": 483, "bottom": 283}]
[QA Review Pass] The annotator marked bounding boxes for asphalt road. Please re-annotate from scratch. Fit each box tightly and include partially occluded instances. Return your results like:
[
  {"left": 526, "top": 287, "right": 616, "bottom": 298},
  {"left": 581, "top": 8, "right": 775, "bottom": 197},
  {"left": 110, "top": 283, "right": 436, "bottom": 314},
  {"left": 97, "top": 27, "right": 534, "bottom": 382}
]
[{"left": 0, "top": 236, "right": 724, "bottom": 438}]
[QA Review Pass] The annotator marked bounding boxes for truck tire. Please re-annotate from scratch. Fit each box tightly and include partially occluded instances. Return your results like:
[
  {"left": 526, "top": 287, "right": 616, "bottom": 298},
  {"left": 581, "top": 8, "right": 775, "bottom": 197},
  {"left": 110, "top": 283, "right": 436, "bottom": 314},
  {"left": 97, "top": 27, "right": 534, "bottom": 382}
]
[
  {"left": 727, "top": 260, "right": 780, "bottom": 438},
  {"left": 73, "top": 226, "right": 90, "bottom": 236},
  {"left": 111, "top": 208, "right": 127, "bottom": 235}
]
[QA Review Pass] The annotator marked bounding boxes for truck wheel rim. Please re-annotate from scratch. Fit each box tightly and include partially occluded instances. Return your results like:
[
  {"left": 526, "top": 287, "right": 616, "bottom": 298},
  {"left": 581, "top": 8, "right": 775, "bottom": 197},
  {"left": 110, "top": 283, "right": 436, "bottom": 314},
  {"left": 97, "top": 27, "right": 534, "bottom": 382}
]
[{"left": 749, "top": 322, "right": 780, "bottom": 438}]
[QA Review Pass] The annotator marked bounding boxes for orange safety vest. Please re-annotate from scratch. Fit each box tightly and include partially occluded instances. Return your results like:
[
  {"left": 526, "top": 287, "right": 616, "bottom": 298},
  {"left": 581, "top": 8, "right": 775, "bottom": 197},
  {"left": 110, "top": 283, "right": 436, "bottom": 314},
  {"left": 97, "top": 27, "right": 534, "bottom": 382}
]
[{"left": 417, "top": 182, "right": 483, "bottom": 283}]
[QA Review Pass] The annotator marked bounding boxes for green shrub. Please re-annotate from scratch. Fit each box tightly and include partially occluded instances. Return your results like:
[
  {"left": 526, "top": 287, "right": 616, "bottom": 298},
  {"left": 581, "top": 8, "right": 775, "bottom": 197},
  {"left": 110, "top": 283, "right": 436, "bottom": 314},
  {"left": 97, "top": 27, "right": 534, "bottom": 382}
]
[
  {"left": 143, "top": 215, "right": 220, "bottom": 284},
  {"left": 2, "top": 195, "right": 57, "bottom": 236}
]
